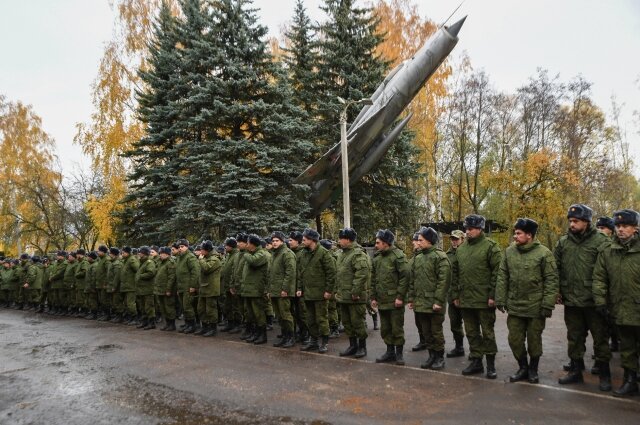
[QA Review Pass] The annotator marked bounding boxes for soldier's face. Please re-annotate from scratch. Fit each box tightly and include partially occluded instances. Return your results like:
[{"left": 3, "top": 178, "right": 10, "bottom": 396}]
[
  {"left": 178, "top": 245, "right": 189, "bottom": 254},
  {"left": 271, "top": 238, "right": 283, "bottom": 249},
  {"left": 374, "top": 238, "right": 388, "bottom": 251},
  {"left": 466, "top": 228, "right": 482, "bottom": 239},
  {"left": 171, "top": 247, "right": 179, "bottom": 255},
  {"left": 150, "top": 250, "right": 158, "bottom": 257},
  {"left": 411, "top": 240, "right": 419, "bottom": 250},
  {"left": 160, "top": 253, "right": 170, "bottom": 260},
  {"left": 302, "top": 236, "right": 315, "bottom": 248},
  {"left": 568, "top": 218, "right": 588, "bottom": 234},
  {"left": 338, "top": 238, "right": 352, "bottom": 249},
  {"left": 616, "top": 224, "right": 637, "bottom": 241},
  {"left": 450, "top": 237, "right": 462, "bottom": 248},
  {"left": 417, "top": 235, "right": 432, "bottom": 249},
  {"left": 513, "top": 229, "right": 533, "bottom": 246},
  {"left": 289, "top": 240, "right": 299, "bottom": 249},
  {"left": 597, "top": 226, "right": 613, "bottom": 236},
  {"left": 238, "top": 241, "right": 247, "bottom": 250}
]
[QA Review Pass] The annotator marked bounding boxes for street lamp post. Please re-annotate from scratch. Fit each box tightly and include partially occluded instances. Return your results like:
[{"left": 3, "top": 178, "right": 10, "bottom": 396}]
[{"left": 337, "top": 96, "right": 373, "bottom": 228}]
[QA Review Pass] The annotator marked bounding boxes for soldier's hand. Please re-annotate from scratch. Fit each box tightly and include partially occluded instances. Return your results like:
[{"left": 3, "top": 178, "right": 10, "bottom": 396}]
[
  {"left": 296, "top": 290, "right": 302, "bottom": 297},
  {"left": 165, "top": 291, "right": 172, "bottom": 297},
  {"left": 408, "top": 302, "right": 414, "bottom": 310},
  {"left": 432, "top": 303, "right": 442, "bottom": 312},
  {"left": 280, "top": 291, "right": 288, "bottom": 297},
  {"left": 230, "top": 288, "right": 237, "bottom": 295},
  {"left": 370, "top": 300, "right": 378, "bottom": 309},
  {"left": 394, "top": 298, "right": 403, "bottom": 308},
  {"left": 351, "top": 294, "right": 360, "bottom": 301},
  {"left": 541, "top": 308, "right": 553, "bottom": 318},
  {"left": 189, "top": 287, "right": 196, "bottom": 293},
  {"left": 453, "top": 299, "right": 460, "bottom": 307},
  {"left": 23, "top": 283, "right": 29, "bottom": 288},
  {"left": 487, "top": 298, "right": 495, "bottom": 308},
  {"left": 496, "top": 305, "right": 505, "bottom": 313},
  {"left": 556, "top": 294, "right": 563, "bottom": 305},
  {"left": 323, "top": 291, "right": 332, "bottom": 300}
]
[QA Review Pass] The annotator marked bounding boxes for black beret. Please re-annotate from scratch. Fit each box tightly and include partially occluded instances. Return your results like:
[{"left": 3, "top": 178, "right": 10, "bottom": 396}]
[
  {"left": 248, "top": 234, "right": 262, "bottom": 246},
  {"left": 98, "top": 245, "right": 109, "bottom": 253},
  {"left": 375, "top": 229, "right": 395, "bottom": 245},
  {"left": 236, "top": 233, "right": 249, "bottom": 243},
  {"left": 596, "top": 216, "right": 615, "bottom": 231},
  {"left": 289, "top": 231, "right": 303, "bottom": 243},
  {"left": 271, "top": 231, "right": 286, "bottom": 242},
  {"left": 88, "top": 251, "right": 98, "bottom": 260},
  {"left": 418, "top": 226, "right": 438, "bottom": 245},
  {"left": 159, "top": 246, "right": 171, "bottom": 255},
  {"left": 109, "top": 247, "right": 120, "bottom": 256},
  {"left": 514, "top": 218, "right": 539, "bottom": 236},
  {"left": 76, "top": 249, "right": 86, "bottom": 256},
  {"left": 302, "top": 228, "right": 320, "bottom": 241},
  {"left": 176, "top": 238, "right": 190, "bottom": 247},
  {"left": 463, "top": 214, "right": 486, "bottom": 230},
  {"left": 338, "top": 228, "right": 357, "bottom": 241},
  {"left": 224, "top": 237, "right": 237, "bottom": 248},
  {"left": 122, "top": 246, "right": 132, "bottom": 254},
  {"left": 201, "top": 240, "right": 214, "bottom": 252},
  {"left": 139, "top": 246, "right": 151, "bottom": 255},
  {"left": 613, "top": 209, "right": 639, "bottom": 226},
  {"left": 319, "top": 239, "right": 333, "bottom": 250},
  {"left": 567, "top": 204, "right": 593, "bottom": 222}
]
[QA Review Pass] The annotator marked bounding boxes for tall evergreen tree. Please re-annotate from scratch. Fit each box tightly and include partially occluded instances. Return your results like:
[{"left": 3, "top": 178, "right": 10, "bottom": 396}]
[
  {"left": 166, "top": 0, "right": 313, "bottom": 238},
  {"left": 314, "top": 0, "right": 420, "bottom": 238}
]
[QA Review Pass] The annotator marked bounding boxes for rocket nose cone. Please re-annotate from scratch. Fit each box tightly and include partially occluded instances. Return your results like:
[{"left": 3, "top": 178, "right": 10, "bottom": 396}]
[{"left": 445, "top": 15, "right": 466, "bottom": 38}]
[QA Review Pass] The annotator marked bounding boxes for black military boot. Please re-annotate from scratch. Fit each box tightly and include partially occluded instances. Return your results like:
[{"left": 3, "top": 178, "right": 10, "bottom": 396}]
[
  {"left": 266, "top": 315, "right": 274, "bottom": 331},
  {"left": 395, "top": 345, "right": 405, "bottom": 366},
  {"left": 613, "top": 369, "right": 639, "bottom": 397},
  {"left": 195, "top": 323, "right": 209, "bottom": 336},
  {"left": 183, "top": 319, "right": 197, "bottom": 334},
  {"left": 203, "top": 323, "right": 217, "bottom": 337},
  {"left": 421, "top": 350, "right": 436, "bottom": 369},
  {"left": 221, "top": 320, "right": 235, "bottom": 332},
  {"left": 273, "top": 332, "right": 286, "bottom": 347},
  {"left": 240, "top": 324, "right": 253, "bottom": 340},
  {"left": 528, "top": 357, "right": 540, "bottom": 384},
  {"left": 136, "top": 318, "right": 148, "bottom": 329},
  {"left": 144, "top": 318, "right": 156, "bottom": 330},
  {"left": 254, "top": 326, "right": 268, "bottom": 345},
  {"left": 486, "top": 355, "right": 497, "bottom": 379},
  {"left": 447, "top": 336, "right": 465, "bottom": 358},
  {"left": 431, "top": 351, "right": 446, "bottom": 370},
  {"left": 510, "top": 355, "right": 529, "bottom": 382},
  {"left": 354, "top": 339, "right": 367, "bottom": 359},
  {"left": 247, "top": 326, "right": 260, "bottom": 343},
  {"left": 166, "top": 319, "right": 176, "bottom": 331},
  {"left": 329, "top": 325, "right": 340, "bottom": 339},
  {"left": 318, "top": 336, "right": 329, "bottom": 353},
  {"left": 412, "top": 337, "right": 427, "bottom": 352},
  {"left": 598, "top": 362, "right": 612, "bottom": 392},
  {"left": 562, "top": 358, "right": 585, "bottom": 371},
  {"left": 301, "top": 336, "right": 319, "bottom": 352},
  {"left": 590, "top": 361, "right": 601, "bottom": 375},
  {"left": 376, "top": 345, "right": 396, "bottom": 363},
  {"left": 372, "top": 313, "right": 379, "bottom": 330},
  {"left": 281, "top": 331, "right": 295, "bottom": 348},
  {"left": 228, "top": 322, "right": 243, "bottom": 334},
  {"left": 339, "top": 337, "right": 358, "bottom": 357},
  {"left": 462, "top": 358, "right": 484, "bottom": 375},
  {"left": 559, "top": 359, "right": 584, "bottom": 384}
]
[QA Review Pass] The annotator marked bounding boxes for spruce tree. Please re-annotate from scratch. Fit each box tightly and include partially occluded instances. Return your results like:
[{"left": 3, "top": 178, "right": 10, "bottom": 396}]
[{"left": 315, "top": 0, "right": 420, "bottom": 238}]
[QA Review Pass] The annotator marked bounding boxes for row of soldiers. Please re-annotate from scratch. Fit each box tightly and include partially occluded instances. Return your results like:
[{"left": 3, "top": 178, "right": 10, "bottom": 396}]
[{"left": 1, "top": 205, "right": 639, "bottom": 398}]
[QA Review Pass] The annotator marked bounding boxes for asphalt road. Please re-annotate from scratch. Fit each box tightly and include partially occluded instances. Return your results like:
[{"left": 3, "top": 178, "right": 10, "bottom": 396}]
[{"left": 1, "top": 307, "right": 638, "bottom": 424}]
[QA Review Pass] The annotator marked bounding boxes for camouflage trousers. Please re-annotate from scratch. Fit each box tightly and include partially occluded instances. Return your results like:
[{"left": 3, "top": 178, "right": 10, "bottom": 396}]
[
  {"left": 197, "top": 295, "right": 218, "bottom": 324},
  {"left": 379, "top": 307, "right": 405, "bottom": 346},
  {"left": 507, "top": 315, "right": 546, "bottom": 360},
  {"left": 244, "top": 296, "right": 266, "bottom": 327},
  {"left": 272, "top": 297, "right": 293, "bottom": 333},
  {"left": 448, "top": 302, "right": 465, "bottom": 341},
  {"left": 339, "top": 303, "right": 367, "bottom": 340},
  {"left": 156, "top": 295, "right": 176, "bottom": 321},
  {"left": 618, "top": 325, "right": 640, "bottom": 372},
  {"left": 415, "top": 311, "right": 445, "bottom": 351},
  {"left": 304, "top": 299, "right": 329, "bottom": 338},
  {"left": 462, "top": 308, "right": 497, "bottom": 358},
  {"left": 564, "top": 305, "right": 611, "bottom": 362}
]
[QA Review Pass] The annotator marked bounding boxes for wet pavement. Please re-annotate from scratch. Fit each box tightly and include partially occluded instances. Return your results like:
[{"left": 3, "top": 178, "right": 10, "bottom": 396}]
[{"left": 1, "top": 307, "right": 639, "bottom": 424}]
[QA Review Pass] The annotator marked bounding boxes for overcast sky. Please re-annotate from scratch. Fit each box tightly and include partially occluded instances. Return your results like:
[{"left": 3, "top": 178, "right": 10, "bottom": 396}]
[{"left": 1, "top": 0, "right": 639, "bottom": 175}]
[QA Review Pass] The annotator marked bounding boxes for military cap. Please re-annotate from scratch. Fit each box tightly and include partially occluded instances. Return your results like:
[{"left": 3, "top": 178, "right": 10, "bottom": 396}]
[
  {"left": 319, "top": 239, "right": 333, "bottom": 250},
  {"left": 122, "top": 246, "right": 132, "bottom": 254},
  {"left": 56, "top": 250, "right": 67, "bottom": 258},
  {"left": 248, "top": 234, "right": 262, "bottom": 247},
  {"left": 132, "top": 248, "right": 139, "bottom": 255},
  {"left": 289, "top": 231, "right": 303, "bottom": 243},
  {"left": 88, "top": 251, "right": 98, "bottom": 260},
  {"left": 76, "top": 249, "right": 86, "bottom": 256},
  {"left": 98, "top": 245, "right": 109, "bottom": 253},
  {"left": 613, "top": 209, "right": 640, "bottom": 226},
  {"left": 302, "top": 228, "right": 320, "bottom": 242},
  {"left": 171, "top": 242, "right": 180, "bottom": 249},
  {"left": 176, "top": 238, "right": 190, "bottom": 247},
  {"left": 139, "top": 246, "right": 151, "bottom": 256},
  {"left": 236, "top": 233, "right": 249, "bottom": 243},
  {"left": 514, "top": 218, "right": 539, "bottom": 236},
  {"left": 224, "top": 237, "right": 237, "bottom": 248},
  {"left": 567, "top": 204, "right": 593, "bottom": 222},
  {"left": 375, "top": 229, "right": 395, "bottom": 245},
  {"left": 109, "top": 247, "right": 120, "bottom": 256},
  {"left": 338, "top": 228, "right": 357, "bottom": 241},
  {"left": 20, "top": 253, "right": 30, "bottom": 260},
  {"left": 596, "top": 216, "right": 615, "bottom": 231},
  {"left": 31, "top": 255, "right": 41, "bottom": 263},
  {"left": 418, "top": 226, "right": 439, "bottom": 244},
  {"left": 201, "top": 240, "right": 214, "bottom": 252},
  {"left": 450, "top": 230, "right": 465, "bottom": 239},
  {"left": 216, "top": 245, "right": 225, "bottom": 254},
  {"left": 463, "top": 214, "right": 486, "bottom": 230},
  {"left": 412, "top": 232, "right": 420, "bottom": 241},
  {"left": 159, "top": 246, "right": 171, "bottom": 255},
  {"left": 150, "top": 245, "right": 159, "bottom": 253},
  {"left": 271, "top": 231, "right": 286, "bottom": 242},
  {"left": 264, "top": 236, "right": 273, "bottom": 244}
]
